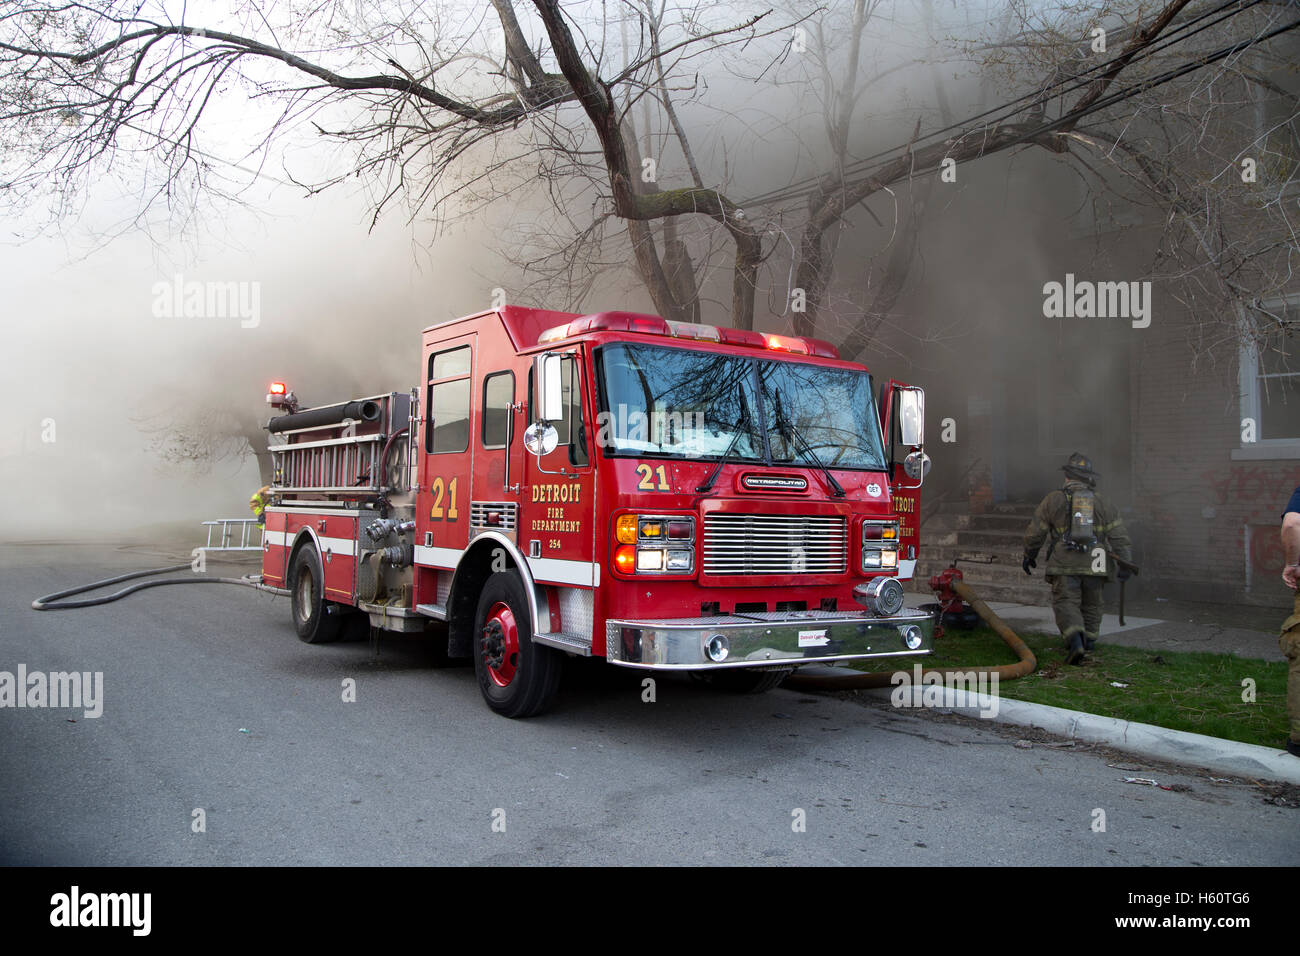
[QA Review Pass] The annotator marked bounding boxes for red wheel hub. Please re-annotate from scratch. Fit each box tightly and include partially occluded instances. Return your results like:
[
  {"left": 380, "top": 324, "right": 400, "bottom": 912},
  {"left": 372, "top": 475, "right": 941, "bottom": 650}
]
[{"left": 481, "top": 602, "right": 519, "bottom": 687}]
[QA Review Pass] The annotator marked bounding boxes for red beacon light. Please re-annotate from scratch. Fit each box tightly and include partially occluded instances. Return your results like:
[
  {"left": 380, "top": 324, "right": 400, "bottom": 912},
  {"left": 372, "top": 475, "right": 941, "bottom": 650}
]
[
  {"left": 763, "top": 333, "right": 808, "bottom": 354},
  {"left": 266, "top": 381, "right": 297, "bottom": 411}
]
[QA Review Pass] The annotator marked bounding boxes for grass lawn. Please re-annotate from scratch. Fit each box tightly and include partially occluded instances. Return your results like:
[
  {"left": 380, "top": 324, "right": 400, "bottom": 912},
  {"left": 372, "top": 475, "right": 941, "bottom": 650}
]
[{"left": 849, "top": 626, "right": 1290, "bottom": 750}]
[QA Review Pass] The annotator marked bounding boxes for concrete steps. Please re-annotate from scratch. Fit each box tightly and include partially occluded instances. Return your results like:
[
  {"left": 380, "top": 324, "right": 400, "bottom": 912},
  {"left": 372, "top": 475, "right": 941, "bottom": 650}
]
[{"left": 911, "top": 502, "right": 1047, "bottom": 605}]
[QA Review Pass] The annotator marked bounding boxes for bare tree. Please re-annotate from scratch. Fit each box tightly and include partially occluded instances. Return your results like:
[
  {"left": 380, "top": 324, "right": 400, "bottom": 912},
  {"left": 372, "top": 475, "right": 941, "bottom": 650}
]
[
  {"left": 0, "top": 0, "right": 787, "bottom": 325},
  {"left": 135, "top": 405, "right": 272, "bottom": 484},
  {"left": 3, "top": 0, "right": 1295, "bottom": 353},
  {"left": 809, "top": 0, "right": 1300, "bottom": 360}
]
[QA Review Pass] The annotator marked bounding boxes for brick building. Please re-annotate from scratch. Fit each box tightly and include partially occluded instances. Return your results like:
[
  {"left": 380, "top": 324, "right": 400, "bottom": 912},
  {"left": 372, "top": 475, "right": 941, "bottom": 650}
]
[{"left": 874, "top": 154, "right": 1299, "bottom": 612}]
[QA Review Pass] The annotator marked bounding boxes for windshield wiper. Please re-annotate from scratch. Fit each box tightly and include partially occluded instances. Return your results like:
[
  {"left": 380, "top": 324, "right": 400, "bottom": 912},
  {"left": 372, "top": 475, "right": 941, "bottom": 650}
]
[
  {"left": 696, "top": 386, "right": 754, "bottom": 494},
  {"left": 772, "top": 387, "right": 846, "bottom": 498}
]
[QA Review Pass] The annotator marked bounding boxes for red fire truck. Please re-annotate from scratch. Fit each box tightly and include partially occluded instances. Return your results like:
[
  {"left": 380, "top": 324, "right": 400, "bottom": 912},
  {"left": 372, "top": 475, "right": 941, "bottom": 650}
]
[{"left": 259, "top": 305, "right": 933, "bottom": 717}]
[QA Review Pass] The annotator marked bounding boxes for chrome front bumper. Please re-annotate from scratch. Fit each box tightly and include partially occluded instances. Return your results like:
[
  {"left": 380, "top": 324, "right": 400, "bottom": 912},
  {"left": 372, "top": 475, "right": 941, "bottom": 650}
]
[{"left": 604, "top": 608, "right": 934, "bottom": 670}]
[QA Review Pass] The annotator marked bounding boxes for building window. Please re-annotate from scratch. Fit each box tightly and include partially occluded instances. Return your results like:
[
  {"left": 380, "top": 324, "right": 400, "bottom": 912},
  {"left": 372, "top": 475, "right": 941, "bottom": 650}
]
[{"left": 1240, "top": 296, "right": 1300, "bottom": 454}]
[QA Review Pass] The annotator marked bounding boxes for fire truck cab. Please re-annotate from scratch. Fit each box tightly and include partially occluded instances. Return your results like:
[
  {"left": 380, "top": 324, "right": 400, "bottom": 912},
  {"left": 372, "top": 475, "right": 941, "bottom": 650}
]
[{"left": 260, "top": 305, "right": 933, "bottom": 717}]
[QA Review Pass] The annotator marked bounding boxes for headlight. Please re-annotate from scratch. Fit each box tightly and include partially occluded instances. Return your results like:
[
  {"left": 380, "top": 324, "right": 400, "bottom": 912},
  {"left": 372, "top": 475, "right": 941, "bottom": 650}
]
[
  {"left": 665, "top": 550, "right": 692, "bottom": 571},
  {"left": 614, "top": 513, "right": 696, "bottom": 574},
  {"left": 863, "top": 520, "right": 900, "bottom": 572},
  {"left": 636, "top": 549, "right": 664, "bottom": 571}
]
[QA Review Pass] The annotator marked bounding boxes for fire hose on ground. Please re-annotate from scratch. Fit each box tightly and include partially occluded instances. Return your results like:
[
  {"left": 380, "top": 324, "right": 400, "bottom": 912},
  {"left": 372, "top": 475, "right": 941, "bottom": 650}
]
[
  {"left": 784, "top": 577, "right": 1036, "bottom": 691},
  {"left": 32, "top": 564, "right": 271, "bottom": 611},
  {"left": 34, "top": 559, "right": 1036, "bottom": 694}
]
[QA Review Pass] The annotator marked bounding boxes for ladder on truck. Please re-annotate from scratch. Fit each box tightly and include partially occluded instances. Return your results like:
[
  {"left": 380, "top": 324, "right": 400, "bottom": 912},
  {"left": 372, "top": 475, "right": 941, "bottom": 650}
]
[
  {"left": 270, "top": 428, "right": 385, "bottom": 494},
  {"left": 200, "top": 518, "right": 264, "bottom": 552},
  {"left": 266, "top": 391, "right": 410, "bottom": 498}
]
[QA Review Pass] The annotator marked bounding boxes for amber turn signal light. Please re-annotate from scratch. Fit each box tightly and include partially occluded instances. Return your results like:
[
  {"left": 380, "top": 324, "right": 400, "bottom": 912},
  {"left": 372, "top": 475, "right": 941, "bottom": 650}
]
[{"left": 616, "top": 515, "right": 639, "bottom": 544}]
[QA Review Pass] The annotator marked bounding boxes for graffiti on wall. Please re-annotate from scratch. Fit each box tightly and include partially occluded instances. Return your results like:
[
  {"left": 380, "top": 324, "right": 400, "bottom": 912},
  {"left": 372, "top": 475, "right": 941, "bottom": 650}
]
[
  {"left": 1198, "top": 465, "right": 1300, "bottom": 593},
  {"left": 1203, "top": 465, "right": 1300, "bottom": 512}
]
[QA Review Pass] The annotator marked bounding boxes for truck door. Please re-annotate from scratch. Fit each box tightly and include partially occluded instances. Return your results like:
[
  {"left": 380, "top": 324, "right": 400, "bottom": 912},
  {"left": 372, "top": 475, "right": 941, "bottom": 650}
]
[
  {"left": 418, "top": 335, "right": 475, "bottom": 562},
  {"left": 879, "top": 379, "right": 923, "bottom": 581},
  {"left": 475, "top": 363, "right": 525, "bottom": 547},
  {"left": 523, "top": 349, "right": 596, "bottom": 587}
]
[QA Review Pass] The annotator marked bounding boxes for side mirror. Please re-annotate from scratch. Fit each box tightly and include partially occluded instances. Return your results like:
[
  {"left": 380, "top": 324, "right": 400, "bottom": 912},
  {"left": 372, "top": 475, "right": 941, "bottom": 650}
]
[
  {"left": 897, "top": 388, "right": 924, "bottom": 448},
  {"left": 534, "top": 353, "right": 564, "bottom": 423},
  {"left": 523, "top": 422, "right": 559, "bottom": 458}
]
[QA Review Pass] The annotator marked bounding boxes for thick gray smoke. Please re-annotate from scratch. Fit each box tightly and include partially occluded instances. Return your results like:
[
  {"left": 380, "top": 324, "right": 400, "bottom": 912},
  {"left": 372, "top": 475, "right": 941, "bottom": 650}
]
[
  {"left": 0, "top": 0, "right": 1250, "bottom": 552},
  {"left": 0, "top": 185, "right": 510, "bottom": 543}
]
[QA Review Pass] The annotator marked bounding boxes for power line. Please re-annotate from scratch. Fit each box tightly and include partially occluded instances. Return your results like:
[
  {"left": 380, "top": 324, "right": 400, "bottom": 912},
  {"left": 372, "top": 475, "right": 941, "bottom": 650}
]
[
  {"left": 739, "top": 0, "right": 1256, "bottom": 207},
  {"left": 1002, "top": 13, "right": 1300, "bottom": 151},
  {"left": 738, "top": 0, "right": 1270, "bottom": 209}
]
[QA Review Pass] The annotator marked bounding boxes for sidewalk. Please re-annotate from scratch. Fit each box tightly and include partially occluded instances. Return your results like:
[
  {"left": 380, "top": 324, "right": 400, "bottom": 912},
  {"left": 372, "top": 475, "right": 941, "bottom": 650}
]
[
  {"left": 891, "top": 591, "right": 1298, "bottom": 784},
  {"left": 903, "top": 592, "right": 1286, "bottom": 662}
]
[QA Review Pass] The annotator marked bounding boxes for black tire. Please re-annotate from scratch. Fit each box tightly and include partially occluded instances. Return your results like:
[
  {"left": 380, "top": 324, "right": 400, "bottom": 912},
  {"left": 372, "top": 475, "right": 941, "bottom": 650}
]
[
  {"left": 472, "top": 572, "right": 562, "bottom": 718},
  {"left": 696, "top": 667, "right": 793, "bottom": 695},
  {"left": 289, "top": 545, "right": 343, "bottom": 644}
]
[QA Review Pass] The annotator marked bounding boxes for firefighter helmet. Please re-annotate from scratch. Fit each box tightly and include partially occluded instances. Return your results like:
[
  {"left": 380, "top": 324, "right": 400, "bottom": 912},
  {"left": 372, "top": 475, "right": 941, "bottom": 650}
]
[{"left": 1061, "top": 452, "right": 1099, "bottom": 483}]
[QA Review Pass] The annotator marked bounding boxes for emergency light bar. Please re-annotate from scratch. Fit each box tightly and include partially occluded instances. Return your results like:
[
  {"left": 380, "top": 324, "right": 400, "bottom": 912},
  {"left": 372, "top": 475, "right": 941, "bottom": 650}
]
[
  {"left": 537, "top": 312, "right": 839, "bottom": 359},
  {"left": 266, "top": 381, "right": 296, "bottom": 410}
]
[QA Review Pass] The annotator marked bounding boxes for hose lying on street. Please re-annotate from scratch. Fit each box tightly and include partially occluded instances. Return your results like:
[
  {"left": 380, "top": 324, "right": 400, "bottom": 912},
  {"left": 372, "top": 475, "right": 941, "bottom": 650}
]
[
  {"left": 32, "top": 564, "right": 271, "bottom": 611},
  {"left": 784, "top": 579, "right": 1036, "bottom": 690}
]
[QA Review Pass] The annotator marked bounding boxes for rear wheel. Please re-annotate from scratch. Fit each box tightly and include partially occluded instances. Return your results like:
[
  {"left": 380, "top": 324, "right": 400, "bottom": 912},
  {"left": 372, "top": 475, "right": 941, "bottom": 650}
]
[
  {"left": 695, "top": 667, "right": 793, "bottom": 695},
  {"left": 472, "top": 572, "right": 562, "bottom": 717},
  {"left": 289, "top": 545, "right": 343, "bottom": 645}
]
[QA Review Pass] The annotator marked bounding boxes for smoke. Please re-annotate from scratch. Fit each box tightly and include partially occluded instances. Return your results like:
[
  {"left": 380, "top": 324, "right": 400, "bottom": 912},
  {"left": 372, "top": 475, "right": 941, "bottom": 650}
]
[
  {"left": 0, "top": 1, "right": 1058, "bottom": 544},
  {"left": 0, "top": 0, "right": 1275, "bottom": 551},
  {"left": 0, "top": 180, "right": 506, "bottom": 543}
]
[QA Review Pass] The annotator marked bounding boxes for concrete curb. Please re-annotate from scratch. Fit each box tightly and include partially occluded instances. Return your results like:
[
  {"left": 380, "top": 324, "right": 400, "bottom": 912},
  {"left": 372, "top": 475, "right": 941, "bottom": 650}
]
[{"left": 861, "top": 685, "right": 1300, "bottom": 786}]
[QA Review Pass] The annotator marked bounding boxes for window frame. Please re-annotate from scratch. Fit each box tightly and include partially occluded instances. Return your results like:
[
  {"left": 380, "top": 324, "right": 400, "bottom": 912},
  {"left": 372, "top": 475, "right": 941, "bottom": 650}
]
[
  {"left": 426, "top": 345, "right": 473, "bottom": 455},
  {"left": 1235, "top": 294, "right": 1300, "bottom": 461},
  {"left": 591, "top": 342, "right": 887, "bottom": 470},
  {"left": 480, "top": 369, "right": 515, "bottom": 450},
  {"left": 528, "top": 350, "right": 589, "bottom": 468}
]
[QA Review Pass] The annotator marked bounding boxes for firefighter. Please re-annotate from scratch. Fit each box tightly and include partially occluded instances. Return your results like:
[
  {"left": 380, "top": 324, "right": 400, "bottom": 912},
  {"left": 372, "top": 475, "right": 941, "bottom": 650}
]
[
  {"left": 1021, "top": 453, "right": 1133, "bottom": 664},
  {"left": 248, "top": 485, "right": 271, "bottom": 525},
  {"left": 1276, "top": 488, "right": 1300, "bottom": 757}
]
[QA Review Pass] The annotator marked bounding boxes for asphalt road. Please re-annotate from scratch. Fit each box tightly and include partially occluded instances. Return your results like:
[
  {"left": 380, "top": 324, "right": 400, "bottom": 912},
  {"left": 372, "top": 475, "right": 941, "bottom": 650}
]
[{"left": 2, "top": 544, "right": 1295, "bottom": 866}]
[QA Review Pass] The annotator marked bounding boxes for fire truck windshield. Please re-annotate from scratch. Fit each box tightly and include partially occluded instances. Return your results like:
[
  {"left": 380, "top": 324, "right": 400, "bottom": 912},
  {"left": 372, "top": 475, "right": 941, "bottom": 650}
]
[{"left": 594, "top": 343, "right": 887, "bottom": 469}]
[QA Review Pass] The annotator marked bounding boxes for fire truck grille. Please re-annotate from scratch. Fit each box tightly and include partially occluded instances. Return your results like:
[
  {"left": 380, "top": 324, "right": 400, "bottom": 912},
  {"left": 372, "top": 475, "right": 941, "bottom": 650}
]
[{"left": 702, "top": 514, "right": 847, "bottom": 575}]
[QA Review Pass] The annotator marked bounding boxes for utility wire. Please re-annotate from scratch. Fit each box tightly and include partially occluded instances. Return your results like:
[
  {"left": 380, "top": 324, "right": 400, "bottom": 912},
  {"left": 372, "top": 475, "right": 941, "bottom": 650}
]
[
  {"left": 739, "top": 0, "right": 1273, "bottom": 209},
  {"left": 740, "top": 0, "right": 1256, "bottom": 207}
]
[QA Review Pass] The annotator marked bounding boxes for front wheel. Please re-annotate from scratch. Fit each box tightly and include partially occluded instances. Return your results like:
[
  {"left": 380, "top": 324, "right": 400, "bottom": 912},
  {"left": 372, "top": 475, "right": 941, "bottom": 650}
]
[
  {"left": 472, "top": 572, "right": 562, "bottom": 718},
  {"left": 289, "top": 545, "right": 343, "bottom": 644}
]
